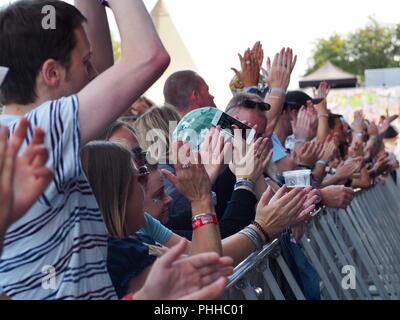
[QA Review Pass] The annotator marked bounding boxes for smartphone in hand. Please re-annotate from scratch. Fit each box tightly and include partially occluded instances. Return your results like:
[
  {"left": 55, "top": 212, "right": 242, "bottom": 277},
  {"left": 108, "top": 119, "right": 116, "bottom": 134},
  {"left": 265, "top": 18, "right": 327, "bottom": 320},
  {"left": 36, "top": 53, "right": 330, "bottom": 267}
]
[{"left": 211, "top": 110, "right": 256, "bottom": 144}]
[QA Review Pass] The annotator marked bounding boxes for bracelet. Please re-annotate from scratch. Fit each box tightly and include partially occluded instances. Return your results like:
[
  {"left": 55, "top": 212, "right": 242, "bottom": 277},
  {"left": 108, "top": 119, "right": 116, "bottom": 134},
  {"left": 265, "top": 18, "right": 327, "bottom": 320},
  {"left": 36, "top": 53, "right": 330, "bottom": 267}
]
[
  {"left": 192, "top": 213, "right": 218, "bottom": 230},
  {"left": 269, "top": 87, "right": 286, "bottom": 96},
  {"left": 318, "top": 114, "right": 329, "bottom": 118},
  {"left": 316, "top": 160, "right": 328, "bottom": 167},
  {"left": 252, "top": 221, "right": 271, "bottom": 243},
  {"left": 235, "top": 179, "right": 256, "bottom": 191},
  {"left": 293, "top": 138, "right": 306, "bottom": 145},
  {"left": 238, "top": 226, "right": 265, "bottom": 251}
]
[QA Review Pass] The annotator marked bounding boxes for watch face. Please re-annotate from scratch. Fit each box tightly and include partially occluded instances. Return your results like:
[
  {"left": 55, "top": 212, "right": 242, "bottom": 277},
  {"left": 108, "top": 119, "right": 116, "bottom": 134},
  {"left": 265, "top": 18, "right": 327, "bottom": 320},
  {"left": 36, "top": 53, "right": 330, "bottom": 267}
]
[{"left": 173, "top": 107, "right": 218, "bottom": 150}]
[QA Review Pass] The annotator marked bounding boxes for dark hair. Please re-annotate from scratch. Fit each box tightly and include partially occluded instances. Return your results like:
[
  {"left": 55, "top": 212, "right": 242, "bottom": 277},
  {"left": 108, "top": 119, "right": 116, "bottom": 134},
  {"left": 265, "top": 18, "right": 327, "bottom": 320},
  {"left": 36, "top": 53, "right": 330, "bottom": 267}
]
[
  {"left": 225, "top": 93, "right": 268, "bottom": 115},
  {"left": 97, "top": 120, "right": 136, "bottom": 141},
  {"left": 163, "top": 70, "right": 201, "bottom": 111},
  {"left": 0, "top": 0, "right": 87, "bottom": 105},
  {"left": 328, "top": 113, "right": 342, "bottom": 130}
]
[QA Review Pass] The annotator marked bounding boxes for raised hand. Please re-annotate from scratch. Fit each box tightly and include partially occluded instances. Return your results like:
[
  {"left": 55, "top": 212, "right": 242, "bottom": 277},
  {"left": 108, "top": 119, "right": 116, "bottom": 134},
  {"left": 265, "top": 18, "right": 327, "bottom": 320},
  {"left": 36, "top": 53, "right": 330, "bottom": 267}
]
[
  {"left": 162, "top": 140, "right": 211, "bottom": 203},
  {"left": 367, "top": 121, "right": 379, "bottom": 137},
  {"left": 135, "top": 240, "right": 234, "bottom": 300},
  {"left": 231, "top": 45, "right": 261, "bottom": 88},
  {"left": 348, "top": 139, "right": 364, "bottom": 158},
  {"left": 378, "top": 115, "right": 399, "bottom": 136},
  {"left": 335, "top": 157, "right": 363, "bottom": 183},
  {"left": 320, "top": 185, "right": 354, "bottom": 209},
  {"left": 313, "top": 81, "right": 330, "bottom": 112},
  {"left": 265, "top": 47, "right": 297, "bottom": 90},
  {"left": 7, "top": 119, "right": 53, "bottom": 224},
  {"left": 319, "top": 135, "right": 338, "bottom": 162},
  {"left": 199, "top": 127, "right": 230, "bottom": 185},
  {"left": 293, "top": 106, "right": 317, "bottom": 141},
  {"left": 351, "top": 110, "right": 366, "bottom": 135},
  {"left": 230, "top": 136, "right": 271, "bottom": 184},
  {"left": 255, "top": 186, "right": 308, "bottom": 239},
  {"left": 313, "top": 81, "right": 331, "bottom": 100},
  {"left": 296, "top": 141, "right": 322, "bottom": 168},
  {"left": 372, "top": 153, "right": 391, "bottom": 176},
  {"left": 290, "top": 187, "right": 318, "bottom": 229},
  {"left": 0, "top": 125, "right": 16, "bottom": 241}
]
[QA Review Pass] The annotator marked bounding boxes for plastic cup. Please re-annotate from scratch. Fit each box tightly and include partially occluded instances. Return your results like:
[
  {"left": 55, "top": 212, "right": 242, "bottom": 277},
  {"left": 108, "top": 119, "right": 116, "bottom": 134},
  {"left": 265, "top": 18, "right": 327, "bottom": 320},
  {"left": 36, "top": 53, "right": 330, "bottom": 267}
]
[{"left": 282, "top": 170, "right": 311, "bottom": 190}]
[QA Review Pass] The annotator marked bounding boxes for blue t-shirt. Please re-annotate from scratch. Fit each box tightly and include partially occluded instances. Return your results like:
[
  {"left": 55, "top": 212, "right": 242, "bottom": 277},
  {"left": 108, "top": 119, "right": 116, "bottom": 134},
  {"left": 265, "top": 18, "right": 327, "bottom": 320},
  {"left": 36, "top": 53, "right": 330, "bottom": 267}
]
[
  {"left": 137, "top": 213, "right": 173, "bottom": 246},
  {"left": 107, "top": 237, "right": 156, "bottom": 299},
  {"left": 272, "top": 132, "right": 289, "bottom": 163}
]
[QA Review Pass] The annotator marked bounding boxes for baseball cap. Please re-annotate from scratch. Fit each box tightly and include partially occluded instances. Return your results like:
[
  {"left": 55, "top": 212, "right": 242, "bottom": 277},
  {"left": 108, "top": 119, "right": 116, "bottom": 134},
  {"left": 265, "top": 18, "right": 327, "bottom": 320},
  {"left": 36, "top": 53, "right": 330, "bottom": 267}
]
[{"left": 284, "top": 91, "right": 324, "bottom": 110}]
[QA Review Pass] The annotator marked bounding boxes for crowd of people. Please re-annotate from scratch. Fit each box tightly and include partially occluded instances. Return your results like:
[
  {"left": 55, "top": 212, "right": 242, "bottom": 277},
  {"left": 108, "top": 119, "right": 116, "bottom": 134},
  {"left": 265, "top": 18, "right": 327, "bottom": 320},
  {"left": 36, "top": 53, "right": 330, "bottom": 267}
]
[{"left": 0, "top": 0, "right": 398, "bottom": 300}]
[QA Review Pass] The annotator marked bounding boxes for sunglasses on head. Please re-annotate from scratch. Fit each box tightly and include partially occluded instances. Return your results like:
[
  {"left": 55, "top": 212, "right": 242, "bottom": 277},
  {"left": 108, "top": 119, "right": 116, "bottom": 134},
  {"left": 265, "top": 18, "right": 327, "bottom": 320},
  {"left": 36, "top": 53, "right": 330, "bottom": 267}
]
[{"left": 236, "top": 99, "right": 271, "bottom": 111}]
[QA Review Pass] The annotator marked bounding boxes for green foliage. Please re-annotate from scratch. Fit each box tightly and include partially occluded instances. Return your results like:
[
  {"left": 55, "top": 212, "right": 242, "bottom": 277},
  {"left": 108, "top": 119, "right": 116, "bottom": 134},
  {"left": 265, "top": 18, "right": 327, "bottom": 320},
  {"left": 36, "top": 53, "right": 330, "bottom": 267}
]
[
  {"left": 112, "top": 35, "right": 121, "bottom": 62},
  {"left": 306, "top": 18, "right": 400, "bottom": 80}
]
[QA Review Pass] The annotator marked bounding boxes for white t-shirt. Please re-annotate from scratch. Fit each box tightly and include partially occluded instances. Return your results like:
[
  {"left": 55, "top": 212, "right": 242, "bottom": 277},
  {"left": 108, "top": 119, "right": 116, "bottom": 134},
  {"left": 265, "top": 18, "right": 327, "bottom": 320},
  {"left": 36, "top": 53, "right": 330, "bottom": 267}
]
[{"left": 0, "top": 96, "right": 117, "bottom": 300}]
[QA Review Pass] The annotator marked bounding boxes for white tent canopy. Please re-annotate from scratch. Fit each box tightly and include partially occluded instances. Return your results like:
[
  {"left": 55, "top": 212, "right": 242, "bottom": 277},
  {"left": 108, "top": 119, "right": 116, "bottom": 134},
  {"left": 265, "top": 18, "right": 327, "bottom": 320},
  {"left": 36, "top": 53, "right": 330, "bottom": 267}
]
[
  {"left": 299, "top": 62, "right": 358, "bottom": 89},
  {"left": 145, "top": 0, "right": 198, "bottom": 104}
]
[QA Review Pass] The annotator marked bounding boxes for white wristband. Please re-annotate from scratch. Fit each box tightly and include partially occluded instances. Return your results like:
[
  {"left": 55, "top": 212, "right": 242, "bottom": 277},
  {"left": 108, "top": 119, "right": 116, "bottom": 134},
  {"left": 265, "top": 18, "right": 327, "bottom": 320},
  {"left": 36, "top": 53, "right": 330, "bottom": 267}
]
[{"left": 269, "top": 87, "right": 286, "bottom": 95}]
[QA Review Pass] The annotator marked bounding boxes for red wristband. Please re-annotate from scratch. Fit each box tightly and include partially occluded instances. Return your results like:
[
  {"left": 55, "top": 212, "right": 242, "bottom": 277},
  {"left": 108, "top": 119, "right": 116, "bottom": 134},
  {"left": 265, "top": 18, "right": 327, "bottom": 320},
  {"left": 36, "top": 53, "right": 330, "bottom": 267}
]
[
  {"left": 122, "top": 292, "right": 135, "bottom": 300},
  {"left": 192, "top": 214, "right": 218, "bottom": 230}
]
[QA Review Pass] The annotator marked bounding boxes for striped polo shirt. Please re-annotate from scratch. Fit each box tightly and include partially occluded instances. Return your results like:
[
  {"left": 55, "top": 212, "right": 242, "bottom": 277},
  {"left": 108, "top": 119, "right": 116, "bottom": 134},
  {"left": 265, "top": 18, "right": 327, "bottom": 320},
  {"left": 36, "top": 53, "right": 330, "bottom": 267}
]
[{"left": 0, "top": 96, "right": 117, "bottom": 300}]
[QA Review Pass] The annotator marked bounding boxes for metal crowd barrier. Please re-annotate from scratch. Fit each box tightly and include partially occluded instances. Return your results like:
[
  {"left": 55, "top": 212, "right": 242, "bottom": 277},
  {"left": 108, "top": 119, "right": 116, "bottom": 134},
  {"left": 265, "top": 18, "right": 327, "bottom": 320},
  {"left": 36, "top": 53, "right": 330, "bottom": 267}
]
[{"left": 224, "top": 172, "right": 400, "bottom": 300}]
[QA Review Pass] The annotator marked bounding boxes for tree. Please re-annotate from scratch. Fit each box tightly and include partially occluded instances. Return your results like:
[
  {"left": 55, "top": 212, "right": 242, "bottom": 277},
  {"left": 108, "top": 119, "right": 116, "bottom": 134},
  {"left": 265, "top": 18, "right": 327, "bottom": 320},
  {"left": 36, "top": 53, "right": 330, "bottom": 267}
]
[
  {"left": 306, "top": 18, "right": 400, "bottom": 80},
  {"left": 112, "top": 35, "right": 121, "bottom": 62}
]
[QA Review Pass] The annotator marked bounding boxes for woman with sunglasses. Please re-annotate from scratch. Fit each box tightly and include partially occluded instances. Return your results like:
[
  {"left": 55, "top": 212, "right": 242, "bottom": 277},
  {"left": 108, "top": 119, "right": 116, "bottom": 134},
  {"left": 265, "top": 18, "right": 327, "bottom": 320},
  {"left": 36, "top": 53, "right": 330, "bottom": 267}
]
[{"left": 82, "top": 121, "right": 313, "bottom": 299}]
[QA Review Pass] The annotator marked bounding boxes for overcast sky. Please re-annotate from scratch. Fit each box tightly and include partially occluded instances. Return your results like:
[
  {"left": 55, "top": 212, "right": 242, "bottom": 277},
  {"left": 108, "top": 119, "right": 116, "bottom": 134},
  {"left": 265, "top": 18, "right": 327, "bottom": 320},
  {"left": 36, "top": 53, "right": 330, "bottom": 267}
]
[{"left": 1, "top": 0, "right": 399, "bottom": 106}]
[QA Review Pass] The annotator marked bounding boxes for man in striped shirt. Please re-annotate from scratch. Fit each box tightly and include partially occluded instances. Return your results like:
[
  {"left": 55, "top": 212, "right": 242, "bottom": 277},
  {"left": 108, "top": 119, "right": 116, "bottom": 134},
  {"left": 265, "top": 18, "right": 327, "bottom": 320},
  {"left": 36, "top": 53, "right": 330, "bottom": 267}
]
[{"left": 0, "top": 0, "right": 170, "bottom": 299}]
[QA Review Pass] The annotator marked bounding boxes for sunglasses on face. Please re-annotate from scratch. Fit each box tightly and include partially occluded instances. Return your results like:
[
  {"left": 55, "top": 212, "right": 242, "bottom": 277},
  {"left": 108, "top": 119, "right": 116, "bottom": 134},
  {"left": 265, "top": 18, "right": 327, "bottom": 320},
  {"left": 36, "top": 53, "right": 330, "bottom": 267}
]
[
  {"left": 136, "top": 167, "right": 150, "bottom": 187},
  {"left": 236, "top": 99, "right": 271, "bottom": 111},
  {"left": 132, "top": 148, "right": 149, "bottom": 167}
]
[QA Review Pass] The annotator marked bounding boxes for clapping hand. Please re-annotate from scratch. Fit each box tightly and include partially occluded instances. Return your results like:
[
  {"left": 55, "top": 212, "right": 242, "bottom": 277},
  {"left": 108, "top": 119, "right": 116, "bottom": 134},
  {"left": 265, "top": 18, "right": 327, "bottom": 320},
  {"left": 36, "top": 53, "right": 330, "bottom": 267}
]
[
  {"left": 199, "top": 127, "right": 231, "bottom": 185},
  {"left": 6, "top": 119, "right": 53, "bottom": 225},
  {"left": 263, "top": 47, "right": 297, "bottom": 90},
  {"left": 162, "top": 140, "right": 211, "bottom": 204},
  {"left": 135, "top": 240, "right": 234, "bottom": 300}
]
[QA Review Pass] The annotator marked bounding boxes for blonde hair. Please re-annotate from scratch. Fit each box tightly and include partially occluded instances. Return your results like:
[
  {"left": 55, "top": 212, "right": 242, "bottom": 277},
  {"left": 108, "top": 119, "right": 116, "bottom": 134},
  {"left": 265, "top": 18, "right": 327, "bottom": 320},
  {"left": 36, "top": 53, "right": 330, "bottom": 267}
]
[
  {"left": 134, "top": 105, "right": 181, "bottom": 162},
  {"left": 81, "top": 141, "right": 133, "bottom": 239}
]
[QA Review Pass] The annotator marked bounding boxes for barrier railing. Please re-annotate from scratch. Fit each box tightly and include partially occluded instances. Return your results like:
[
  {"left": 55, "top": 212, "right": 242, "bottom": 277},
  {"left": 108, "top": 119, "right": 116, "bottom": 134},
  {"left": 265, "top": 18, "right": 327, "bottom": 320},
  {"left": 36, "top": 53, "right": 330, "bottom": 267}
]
[{"left": 224, "top": 172, "right": 400, "bottom": 300}]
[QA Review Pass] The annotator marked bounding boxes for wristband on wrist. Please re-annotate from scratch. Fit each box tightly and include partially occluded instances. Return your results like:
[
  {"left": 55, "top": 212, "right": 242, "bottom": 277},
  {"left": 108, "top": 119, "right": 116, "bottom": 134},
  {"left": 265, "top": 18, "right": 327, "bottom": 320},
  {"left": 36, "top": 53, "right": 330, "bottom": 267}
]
[
  {"left": 192, "top": 213, "right": 218, "bottom": 230},
  {"left": 318, "top": 113, "right": 329, "bottom": 118},
  {"left": 293, "top": 138, "right": 306, "bottom": 145},
  {"left": 316, "top": 160, "right": 328, "bottom": 167},
  {"left": 252, "top": 221, "right": 271, "bottom": 243},
  {"left": 235, "top": 178, "right": 256, "bottom": 191},
  {"left": 238, "top": 226, "right": 265, "bottom": 251},
  {"left": 269, "top": 87, "right": 286, "bottom": 96},
  {"left": 123, "top": 292, "right": 136, "bottom": 300}
]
